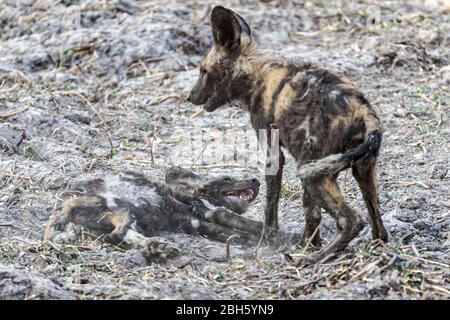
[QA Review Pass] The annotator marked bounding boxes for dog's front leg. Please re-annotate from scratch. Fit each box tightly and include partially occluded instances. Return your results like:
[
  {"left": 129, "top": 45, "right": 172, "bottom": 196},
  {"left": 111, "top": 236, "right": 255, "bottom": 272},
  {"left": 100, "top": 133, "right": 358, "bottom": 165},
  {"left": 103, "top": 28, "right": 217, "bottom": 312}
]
[
  {"left": 204, "top": 208, "right": 263, "bottom": 235},
  {"left": 43, "top": 196, "right": 103, "bottom": 243},
  {"left": 262, "top": 148, "right": 285, "bottom": 244},
  {"left": 196, "top": 220, "right": 260, "bottom": 245},
  {"left": 101, "top": 210, "right": 135, "bottom": 245},
  {"left": 43, "top": 209, "right": 74, "bottom": 243}
]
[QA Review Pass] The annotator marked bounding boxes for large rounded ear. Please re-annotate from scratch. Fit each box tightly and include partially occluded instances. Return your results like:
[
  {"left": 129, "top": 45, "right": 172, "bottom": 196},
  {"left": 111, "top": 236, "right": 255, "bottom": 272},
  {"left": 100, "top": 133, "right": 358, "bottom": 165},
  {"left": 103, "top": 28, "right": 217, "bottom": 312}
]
[{"left": 210, "top": 6, "right": 251, "bottom": 54}]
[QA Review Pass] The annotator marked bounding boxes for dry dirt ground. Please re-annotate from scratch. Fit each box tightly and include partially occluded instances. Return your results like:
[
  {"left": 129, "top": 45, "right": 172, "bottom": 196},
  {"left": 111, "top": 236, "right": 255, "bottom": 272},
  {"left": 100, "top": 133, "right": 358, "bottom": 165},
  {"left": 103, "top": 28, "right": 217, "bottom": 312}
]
[{"left": 0, "top": 0, "right": 449, "bottom": 300}]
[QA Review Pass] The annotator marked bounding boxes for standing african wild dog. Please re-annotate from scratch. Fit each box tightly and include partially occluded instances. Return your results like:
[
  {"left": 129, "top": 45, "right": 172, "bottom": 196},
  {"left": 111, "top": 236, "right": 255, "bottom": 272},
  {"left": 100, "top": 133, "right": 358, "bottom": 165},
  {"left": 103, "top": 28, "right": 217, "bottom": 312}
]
[{"left": 187, "top": 6, "right": 388, "bottom": 263}]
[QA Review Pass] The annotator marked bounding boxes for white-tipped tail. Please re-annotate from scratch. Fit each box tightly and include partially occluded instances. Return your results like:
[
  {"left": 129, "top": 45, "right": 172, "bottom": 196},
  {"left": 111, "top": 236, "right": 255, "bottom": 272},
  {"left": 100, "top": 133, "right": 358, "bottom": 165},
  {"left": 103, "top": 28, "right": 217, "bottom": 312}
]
[
  {"left": 298, "top": 130, "right": 383, "bottom": 179},
  {"left": 298, "top": 153, "right": 345, "bottom": 178}
]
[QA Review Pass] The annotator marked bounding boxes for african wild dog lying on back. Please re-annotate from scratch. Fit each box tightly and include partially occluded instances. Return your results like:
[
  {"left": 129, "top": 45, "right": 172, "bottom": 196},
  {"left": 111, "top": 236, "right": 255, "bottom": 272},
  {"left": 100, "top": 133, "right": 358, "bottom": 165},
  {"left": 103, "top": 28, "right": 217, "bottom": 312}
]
[
  {"left": 187, "top": 6, "right": 388, "bottom": 263},
  {"left": 44, "top": 167, "right": 265, "bottom": 261}
]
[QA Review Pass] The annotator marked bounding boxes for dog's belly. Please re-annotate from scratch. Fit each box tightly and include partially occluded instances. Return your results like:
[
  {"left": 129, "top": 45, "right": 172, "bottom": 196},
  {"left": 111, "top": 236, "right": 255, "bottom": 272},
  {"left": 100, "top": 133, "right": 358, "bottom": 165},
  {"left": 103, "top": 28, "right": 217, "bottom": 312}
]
[{"left": 133, "top": 205, "right": 174, "bottom": 236}]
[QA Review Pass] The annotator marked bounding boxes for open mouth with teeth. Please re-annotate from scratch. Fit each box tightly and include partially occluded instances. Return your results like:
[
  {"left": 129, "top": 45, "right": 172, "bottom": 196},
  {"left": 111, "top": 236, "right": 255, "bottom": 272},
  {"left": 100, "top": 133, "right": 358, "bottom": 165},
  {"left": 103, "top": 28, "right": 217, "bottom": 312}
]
[
  {"left": 222, "top": 188, "right": 256, "bottom": 203},
  {"left": 215, "top": 179, "right": 259, "bottom": 214}
]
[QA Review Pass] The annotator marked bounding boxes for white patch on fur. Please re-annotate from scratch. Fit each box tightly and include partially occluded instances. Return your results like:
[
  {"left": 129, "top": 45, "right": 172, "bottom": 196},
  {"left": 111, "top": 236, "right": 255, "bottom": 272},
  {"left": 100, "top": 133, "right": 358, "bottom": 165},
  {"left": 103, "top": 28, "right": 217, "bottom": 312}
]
[
  {"left": 308, "top": 76, "right": 317, "bottom": 86},
  {"left": 191, "top": 219, "right": 200, "bottom": 229},
  {"left": 329, "top": 89, "right": 340, "bottom": 100},
  {"left": 201, "top": 200, "right": 220, "bottom": 221},
  {"left": 342, "top": 94, "right": 350, "bottom": 105},
  {"left": 99, "top": 191, "right": 118, "bottom": 208},
  {"left": 297, "top": 119, "right": 310, "bottom": 137},
  {"left": 338, "top": 217, "right": 348, "bottom": 228},
  {"left": 102, "top": 175, "right": 162, "bottom": 208},
  {"left": 201, "top": 199, "right": 218, "bottom": 210},
  {"left": 295, "top": 119, "right": 317, "bottom": 144}
]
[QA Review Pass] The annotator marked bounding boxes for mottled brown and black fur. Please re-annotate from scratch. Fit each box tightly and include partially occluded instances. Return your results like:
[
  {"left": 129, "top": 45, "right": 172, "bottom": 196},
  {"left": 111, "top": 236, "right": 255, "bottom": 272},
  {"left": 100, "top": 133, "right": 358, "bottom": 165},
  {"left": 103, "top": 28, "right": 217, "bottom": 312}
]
[
  {"left": 44, "top": 167, "right": 265, "bottom": 261},
  {"left": 187, "top": 6, "right": 388, "bottom": 263}
]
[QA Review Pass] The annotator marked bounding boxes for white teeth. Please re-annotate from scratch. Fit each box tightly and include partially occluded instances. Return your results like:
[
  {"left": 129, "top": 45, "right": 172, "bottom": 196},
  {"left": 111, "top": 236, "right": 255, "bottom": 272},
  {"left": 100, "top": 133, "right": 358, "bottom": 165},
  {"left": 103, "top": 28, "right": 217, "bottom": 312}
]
[{"left": 224, "top": 188, "right": 255, "bottom": 203}]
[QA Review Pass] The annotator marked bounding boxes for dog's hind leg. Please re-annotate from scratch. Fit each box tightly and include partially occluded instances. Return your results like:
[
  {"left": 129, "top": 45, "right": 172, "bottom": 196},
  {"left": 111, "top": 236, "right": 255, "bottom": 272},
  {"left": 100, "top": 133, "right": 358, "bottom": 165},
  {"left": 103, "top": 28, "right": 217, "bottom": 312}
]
[
  {"left": 352, "top": 163, "right": 388, "bottom": 242},
  {"left": 61, "top": 197, "right": 178, "bottom": 262},
  {"left": 62, "top": 196, "right": 109, "bottom": 229},
  {"left": 122, "top": 230, "right": 180, "bottom": 262},
  {"left": 59, "top": 196, "right": 135, "bottom": 245},
  {"left": 297, "top": 176, "right": 364, "bottom": 265},
  {"left": 44, "top": 196, "right": 108, "bottom": 243},
  {"left": 299, "top": 181, "right": 322, "bottom": 248},
  {"left": 43, "top": 208, "right": 71, "bottom": 242}
]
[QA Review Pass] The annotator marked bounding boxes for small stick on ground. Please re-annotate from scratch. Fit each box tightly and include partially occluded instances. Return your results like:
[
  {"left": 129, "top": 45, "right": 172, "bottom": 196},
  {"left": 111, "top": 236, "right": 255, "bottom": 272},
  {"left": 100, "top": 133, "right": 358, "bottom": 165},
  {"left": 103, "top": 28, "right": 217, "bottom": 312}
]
[
  {"left": 188, "top": 163, "right": 243, "bottom": 169},
  {"left": 190, "top": 145, "right": 208, "bottom": 169},
  {"left": 105, "top": 134, "right": 114, "bottom": 159},
  {"left": 0, "top": 223, "right": 25, "bottom": 230},
  {"left": 301, "top": 222, "right": 322, "bottom": 255},
  {"left": 190, "top": 108, "right": 205, "bottom": 118},
  {"left": 0, "top": 172, "right": 33, "bottom": 184},
  {"left": 150, "top": 126, "right": 157, "bottom": 166},
  {"left": 138, "top": 59, "right": 152, "bottom": 77},
  {"left": 0, "top": 106, "right": 29, "bottom": 119},
  {"left": 387, "top": 180, "right": 431, "bottom": 189},
  {"left": 225, "top": 234, "right": 240, "bottom": 260}
]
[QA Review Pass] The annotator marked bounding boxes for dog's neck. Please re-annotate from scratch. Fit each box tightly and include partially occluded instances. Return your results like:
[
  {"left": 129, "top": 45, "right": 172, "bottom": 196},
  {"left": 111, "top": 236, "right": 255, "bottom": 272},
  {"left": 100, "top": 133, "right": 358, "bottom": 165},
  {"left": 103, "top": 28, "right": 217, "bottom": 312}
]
[
  {"left": 166, "top": 187, "right": 217, "bottom": 218},
  {"left": 234, "top": 47, "right": 313, "bottom": 125},
  {"left": 234, "top": 45, "right": 289, "bottom": 115}
]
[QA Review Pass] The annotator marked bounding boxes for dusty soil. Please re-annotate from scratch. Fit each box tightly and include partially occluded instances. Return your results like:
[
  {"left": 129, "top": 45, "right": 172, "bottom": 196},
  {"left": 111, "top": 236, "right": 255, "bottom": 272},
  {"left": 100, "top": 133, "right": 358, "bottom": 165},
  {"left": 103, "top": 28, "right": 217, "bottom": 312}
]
[{"left": 0, "top": 0, "right": 449, "bottom": 299}]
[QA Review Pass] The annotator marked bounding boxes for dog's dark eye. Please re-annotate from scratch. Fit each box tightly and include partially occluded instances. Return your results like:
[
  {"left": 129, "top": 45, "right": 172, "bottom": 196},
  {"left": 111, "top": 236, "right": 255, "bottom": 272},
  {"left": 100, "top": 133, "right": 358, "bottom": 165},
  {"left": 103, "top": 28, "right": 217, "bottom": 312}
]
[{"left": 200, "top": 67, "right": 207, "bottom": 75}]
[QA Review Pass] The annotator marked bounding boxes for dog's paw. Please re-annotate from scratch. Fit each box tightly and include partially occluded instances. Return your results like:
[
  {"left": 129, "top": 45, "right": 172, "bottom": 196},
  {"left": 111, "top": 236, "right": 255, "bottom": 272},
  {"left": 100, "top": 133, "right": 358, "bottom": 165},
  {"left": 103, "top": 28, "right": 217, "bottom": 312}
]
[
  {"left": 122, "top": 230, "right": 180, "bottom": 262},
  {"left": 141, "top": 237, "right": 180, "bottom": 262}
]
